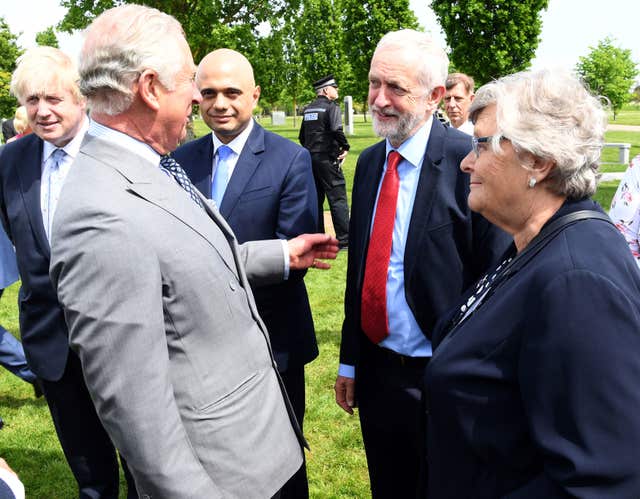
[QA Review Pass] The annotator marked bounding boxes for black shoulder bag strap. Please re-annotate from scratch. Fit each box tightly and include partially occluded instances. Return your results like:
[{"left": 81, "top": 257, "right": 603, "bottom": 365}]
[
  {"left": 502, "top": 209, "right": 614, "bottom": 279},
  {"left": 440, "top": 210, "right": 614, "bottom": 338}
]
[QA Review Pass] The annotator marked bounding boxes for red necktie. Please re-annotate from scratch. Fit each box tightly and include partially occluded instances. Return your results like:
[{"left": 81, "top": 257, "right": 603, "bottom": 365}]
[{"left": 361, "top": 150, "right": 402, "bottom": 343}]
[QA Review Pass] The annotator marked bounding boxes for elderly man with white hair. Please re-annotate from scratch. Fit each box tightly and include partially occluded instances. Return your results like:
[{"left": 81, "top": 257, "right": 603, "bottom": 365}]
[
  {"left": 48, "top": 4, "right": 338, "bottom": 499},
  {"left": 334, "top": 29, "right": 509, "bottom": 498}
]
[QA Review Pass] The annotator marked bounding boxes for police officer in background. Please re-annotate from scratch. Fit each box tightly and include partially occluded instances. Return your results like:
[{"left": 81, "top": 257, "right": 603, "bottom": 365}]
[{"left": 299, "top": 75, "right": 350, "bottom": 249}]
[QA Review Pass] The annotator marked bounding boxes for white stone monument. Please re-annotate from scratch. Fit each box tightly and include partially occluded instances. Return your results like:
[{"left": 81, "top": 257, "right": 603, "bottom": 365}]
[{"left": 344, "top": 96, "right": 354, "bottom": 135}]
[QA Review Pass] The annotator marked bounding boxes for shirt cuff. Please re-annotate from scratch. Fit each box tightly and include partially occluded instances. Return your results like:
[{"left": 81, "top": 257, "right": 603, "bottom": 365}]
[
  {"left": 281, "top": 239, "right": 289, "bottom": 280},
  {"left": 0, "top": 467, "right": 25, "bottom": 499},
  {"left": 338, "top": 363, "right": 355, "bottom": 378}
]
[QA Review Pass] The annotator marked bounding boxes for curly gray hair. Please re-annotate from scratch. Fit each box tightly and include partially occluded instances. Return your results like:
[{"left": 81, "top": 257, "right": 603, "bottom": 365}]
[
  {"left": 469, "top": 69, "right": 606, "bottom": 199},
  {"left": 79, "top": 4, "right": 187, "bottom": 115}
]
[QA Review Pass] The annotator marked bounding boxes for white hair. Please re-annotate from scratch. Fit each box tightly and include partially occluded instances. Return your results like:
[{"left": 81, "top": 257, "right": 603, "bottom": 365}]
[
  {"left": 469, "top": 69, "right": 606, "bottom": 199},
  {"left": 79, "top": 4, "right": 186, "bottom": 115},
  {"left": 374, "top": 29, "right": 449, "bottom": 93}
]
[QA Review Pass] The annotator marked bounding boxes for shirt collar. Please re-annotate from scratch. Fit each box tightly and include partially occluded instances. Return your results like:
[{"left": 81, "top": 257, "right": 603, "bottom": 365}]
[
  {"left": 211, "top": 118, "right": 254, "bottom": 157},
  {"left": 385, "top": 115, "right": 433, "bottom": 168},
  {"left": 87, "top": 120, "right": 161, "bottom": 166},
  {"left": 42, "top": 115, "right": 90, "bottom": 163}
]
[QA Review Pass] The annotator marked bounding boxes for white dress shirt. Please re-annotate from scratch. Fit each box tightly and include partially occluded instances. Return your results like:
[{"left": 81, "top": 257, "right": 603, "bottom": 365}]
[
  {"left": 41, "top": 117, "right": 89, "bottom": 242},
  {"left": 339, "top": 118, "right": 433, "bottom": 379}
]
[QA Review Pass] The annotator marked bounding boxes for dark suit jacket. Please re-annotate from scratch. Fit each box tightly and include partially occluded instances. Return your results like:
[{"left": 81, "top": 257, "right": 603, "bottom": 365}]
[
  {"left": 174, "top": 123, "right": 319, "bottom": 370},
  {"left": 426, "top": 198, "right": 640, "bottom": 498},
  {"left": 340, "top": 118, "right": 510, "bottom": 367},
  {"left": 2, "top": 119, "right": 16, "bottom": 143},
  {"left": 0, "top": 134, "right": 69, "bottom": 381}
]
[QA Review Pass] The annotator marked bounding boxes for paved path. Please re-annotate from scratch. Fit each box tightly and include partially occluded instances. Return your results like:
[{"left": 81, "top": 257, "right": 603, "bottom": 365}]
[
  {"left": 607, "top": 124, "right": 640, "bottom": 132},
  {"left": 601, "top": 172, "right": 624, "bottom": 181}
]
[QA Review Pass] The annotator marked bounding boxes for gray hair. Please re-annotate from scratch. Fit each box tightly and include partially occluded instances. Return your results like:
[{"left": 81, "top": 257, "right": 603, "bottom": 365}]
[
  {"left": 10, "top": 46, "right": 84, "bottom": 105},
  {"left": 469, "top": 69, "right": 606, "bottom": 199},
  {"left": 79, "top": 4, "right": 186, "bottom": 115},
  {"left": 374, "top": 29, "right": 449, "bottom": 93}
]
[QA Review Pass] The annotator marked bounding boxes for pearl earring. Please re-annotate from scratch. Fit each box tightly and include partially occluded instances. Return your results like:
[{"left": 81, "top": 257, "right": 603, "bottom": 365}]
[{"left": 528, "top": 177, "right": 537, "bottom": 188}]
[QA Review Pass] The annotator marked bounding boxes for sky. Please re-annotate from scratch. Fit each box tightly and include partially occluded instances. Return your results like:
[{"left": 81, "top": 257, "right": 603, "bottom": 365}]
[{"left": 1, "top": 0, "right": 639, "bottom": 80}]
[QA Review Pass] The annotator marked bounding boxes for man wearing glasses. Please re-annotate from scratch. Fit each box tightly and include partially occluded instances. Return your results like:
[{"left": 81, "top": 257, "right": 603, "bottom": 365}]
[{"left": 334, "top": 29, "right": 510, "bottom": 498}]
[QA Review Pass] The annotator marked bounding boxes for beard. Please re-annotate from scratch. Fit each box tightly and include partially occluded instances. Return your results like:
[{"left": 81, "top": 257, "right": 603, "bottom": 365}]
[{"left": 371, "top": 105, "right": 426, "bottom": 144}]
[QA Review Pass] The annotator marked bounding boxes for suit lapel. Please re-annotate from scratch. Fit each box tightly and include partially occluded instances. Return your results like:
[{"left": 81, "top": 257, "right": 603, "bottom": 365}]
[
  {"left": 404, "top": 119, "right": 446, "bottom": 280},
  {"left": 356, "top": 142, "right": 386, "bottom": 287},
  {"left": 82, "top": 135, "right": 239, "bottom": 278},
  {"left": 190, "top": 136, "right": 214, "bottom": 198},
  {"left": 16, "top": 136, "right": 50, "bottom": 255},
  {"left": 219, "top": 123, "right": 264, "bottom": 219}
]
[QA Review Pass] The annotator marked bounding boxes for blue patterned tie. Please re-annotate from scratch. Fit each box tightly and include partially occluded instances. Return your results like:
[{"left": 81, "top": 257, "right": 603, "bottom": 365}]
[
  {"left": 211, "top": 145, "right": 233, "bottom": 206},
  {"left": 159, "top": 155, "right": 204, "bottom": 209},
  {"left": 44, "top": 148, "right": 67, "bottom": 241}
]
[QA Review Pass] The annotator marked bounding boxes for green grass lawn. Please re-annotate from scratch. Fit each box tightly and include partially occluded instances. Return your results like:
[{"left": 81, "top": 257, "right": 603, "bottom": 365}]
[
  {"left": 0, "top": 113, "right": 631, "bottom": 498},
  {"left": 609, "top": 103, "right": 640, "bottom": 126}
]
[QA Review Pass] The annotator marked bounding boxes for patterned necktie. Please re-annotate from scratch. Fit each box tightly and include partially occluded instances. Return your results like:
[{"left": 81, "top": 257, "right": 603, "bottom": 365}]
[
  {"left": 360, "top": 150, "right": 402, "bottom": 344},
  {"left": 211, "top": 145, "right": 233, "bottom": 206},
  {"left": 44, "top": 148, "right": 67, "bottom": 241},
  {"left": 159, "top": 155, "right": 204, "bottom": 209}
]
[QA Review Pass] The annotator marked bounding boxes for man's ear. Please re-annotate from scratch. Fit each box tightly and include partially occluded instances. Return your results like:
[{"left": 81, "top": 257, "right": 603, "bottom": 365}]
[
  {"left": 430, "top": 85, "right": 445, "bottom": 104},
  {"left": 252, "top": 85, "right": 261, "bottom": 108},
  {"left": 138, "top": 69, "right": 162, "bottom": 111}
]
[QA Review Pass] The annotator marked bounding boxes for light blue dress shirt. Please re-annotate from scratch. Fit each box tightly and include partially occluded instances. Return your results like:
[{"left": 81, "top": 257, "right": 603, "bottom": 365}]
[{"left": 339, "top": 118, "right": 433, "bottom": 379}]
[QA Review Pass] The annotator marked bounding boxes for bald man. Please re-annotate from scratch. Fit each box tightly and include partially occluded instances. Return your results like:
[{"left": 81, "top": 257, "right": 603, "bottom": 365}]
[{"left": 173, "top": 49, "right": 318, "bottom": 498}]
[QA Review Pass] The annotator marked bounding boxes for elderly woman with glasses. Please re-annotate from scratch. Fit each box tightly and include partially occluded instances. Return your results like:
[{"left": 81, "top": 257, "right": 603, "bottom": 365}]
[{"left": 425, "top": 69, "right": 640, "bottom": 498}]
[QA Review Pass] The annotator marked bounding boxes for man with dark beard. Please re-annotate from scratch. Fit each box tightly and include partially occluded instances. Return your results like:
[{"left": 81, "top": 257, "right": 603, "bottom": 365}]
[{"left": 334, "top": 30, "right": 509, "bottom": 498}]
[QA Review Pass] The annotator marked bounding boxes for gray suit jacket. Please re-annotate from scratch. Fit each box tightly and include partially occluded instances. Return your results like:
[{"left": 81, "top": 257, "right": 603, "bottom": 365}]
[{"left": 49, "top": 134, "right": 303, "bottom": 498}]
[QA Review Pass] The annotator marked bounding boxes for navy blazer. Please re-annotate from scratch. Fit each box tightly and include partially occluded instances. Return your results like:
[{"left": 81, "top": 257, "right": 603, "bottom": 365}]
[
  {"left": 0, "top": 134, "right": 69, "bottom": 381},
  {"left": 426, "top": 198, "right": 640, "bottom": 498},
  {"left": 340, "top": 118, "right": 510, "bottom": 367},
  {"left": 174, "top": 123, "right": 319, "bottom": 370}
]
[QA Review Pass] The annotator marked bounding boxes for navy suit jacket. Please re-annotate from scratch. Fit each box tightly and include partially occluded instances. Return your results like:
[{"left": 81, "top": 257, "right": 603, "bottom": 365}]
[
  {"left": 0, "top": 134, "right": 69, "bottom": 381},
  {"left": 340, "top": 118, "right": 510, "bottom": 367},
  {"left": 426, "top": 198, "right": 640, "bottom": 498},
  {"left": 174, "top": 123, "right": 319, "bottom": 370}
]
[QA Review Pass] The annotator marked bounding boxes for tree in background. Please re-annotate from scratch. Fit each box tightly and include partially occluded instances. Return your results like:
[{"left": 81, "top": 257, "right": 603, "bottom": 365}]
[
  {"left": 58, "top": 0, "right": 298, "bottom": 62},
  {"left": 35, "top": 26, "right": 59, "bottom": 48},
  {"left": 576, "top": 37, "right": 638, "bottom": 120},
  {"left": 340, "top": 0, "right": 418, "bottom": 119},
  {"left": 253, "top": 26, "right": 307, "bottom": 125},
  {"left": 431, "top": 0, "right": 548, "bottom": 85},
  {"left": 294, "top": 0, "right": 353, "bottom": 106},
  {"left": 0, "top": 17, "right": 22, "bottom": 118}
]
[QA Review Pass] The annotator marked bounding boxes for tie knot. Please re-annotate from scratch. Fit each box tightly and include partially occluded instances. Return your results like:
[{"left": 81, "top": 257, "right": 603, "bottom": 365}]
[
  {"left": 51, "top": 148, "right": 66, "bottom": 165},
  {"left": 217, "top": 145, "right": 233, "bottom": 161},
  {"left": 160, "top": 155, "right": 180, "bottom": 171},
  {"left": 387, "top": 150, "right": 402, "bottom": 171}
]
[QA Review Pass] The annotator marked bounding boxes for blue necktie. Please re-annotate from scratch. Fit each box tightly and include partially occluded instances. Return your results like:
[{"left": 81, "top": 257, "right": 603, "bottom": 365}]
[
  {"left": 159, "top": 155, "right": 204, "bottom": 209},
  {"left": 211, "top": 145, "right": 233, "bottom": 206},
  {"left": 45, "top": 148, "right": 67, "bottom": 241}
]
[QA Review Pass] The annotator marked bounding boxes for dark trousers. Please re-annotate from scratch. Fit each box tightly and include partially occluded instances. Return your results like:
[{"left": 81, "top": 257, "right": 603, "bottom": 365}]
[
  {"left": 310, "top": 153, "right": 349, "bottom": 246},
  {"left": 357, "top": 342, "right": 429, "bottom": 499},
  {"left": 279, "top": 364, "right": 309, "bottom": 499},
  {"left": 41, "top": 351, "right": 137, "bottom": 499}
]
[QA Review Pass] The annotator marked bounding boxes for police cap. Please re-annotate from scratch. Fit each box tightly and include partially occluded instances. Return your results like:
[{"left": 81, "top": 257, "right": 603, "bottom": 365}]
[{"left": 313, "top": 74, "right": 338, "bottom": 91}]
